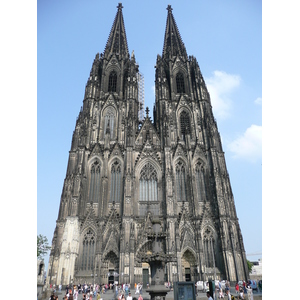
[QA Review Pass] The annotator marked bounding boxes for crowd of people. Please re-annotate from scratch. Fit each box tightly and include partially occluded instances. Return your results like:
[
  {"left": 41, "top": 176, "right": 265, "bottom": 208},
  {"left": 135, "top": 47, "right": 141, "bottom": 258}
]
[
  {"left": 49, "top": 279, "right": 261, "bottom": 300},
  {"left": 49, "top": 282, "right": 144, "bottom": 300},
  {"left": 206, "top": 279, "right": 260, "bottom": 300}
]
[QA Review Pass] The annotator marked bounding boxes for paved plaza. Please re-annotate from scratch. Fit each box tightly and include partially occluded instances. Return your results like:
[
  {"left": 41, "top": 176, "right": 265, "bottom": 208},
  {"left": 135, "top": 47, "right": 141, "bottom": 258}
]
[{"left": 45, "top": 286, "right": 262, "bottom": 300}]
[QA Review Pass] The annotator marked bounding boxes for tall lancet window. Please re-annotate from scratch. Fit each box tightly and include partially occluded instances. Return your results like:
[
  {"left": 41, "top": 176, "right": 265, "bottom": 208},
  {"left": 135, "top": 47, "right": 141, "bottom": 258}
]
[
  {"left": 180, "top": 111, "right": 191, "bottom": 140},
  {"left": 81, "top": 229, "right": 95, "bottom": 271},
  {"left": 89, "top": 161, "right": 101, "bottom": 203},
  {"left": 108, "top": 71, "right": 117, "bottom": 92},
  {"left": 195, "top": 162, "right": 205, "bottom": 202},
  {"left": 110, "top": 161, "right": 122, "bottom": 203},
  {"left": 176, "top": 161, "right": 187, "bottom": 202},
  {"left": 139, "top": 162, "right": 158, "bottom": 202},
  {"left": 104, "top": 108, "right": 115, "bottom": 139},
  {"left": 203, "top": 228, "right": 215, "bottom": 268},
  {"left": 176, "top": 72, "right": 185, "bottom": 94}
]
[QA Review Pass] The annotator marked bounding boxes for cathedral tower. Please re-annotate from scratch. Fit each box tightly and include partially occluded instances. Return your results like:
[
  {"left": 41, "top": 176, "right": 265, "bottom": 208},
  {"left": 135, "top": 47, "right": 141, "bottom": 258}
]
[{"left": 46, "top": 3, "right": 248, "bottom": 287}]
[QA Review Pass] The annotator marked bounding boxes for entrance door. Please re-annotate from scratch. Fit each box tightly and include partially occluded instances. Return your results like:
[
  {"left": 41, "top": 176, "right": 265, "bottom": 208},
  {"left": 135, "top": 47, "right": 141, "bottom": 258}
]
[
  {"left": 143, "top": 268, "right": 149, "bottom": 288},
  {"left": 108, "top": 269, "right": 115, "bottom": 285},
  {"left": 185, "top": 268, "right": 191, "bottom": 281}
]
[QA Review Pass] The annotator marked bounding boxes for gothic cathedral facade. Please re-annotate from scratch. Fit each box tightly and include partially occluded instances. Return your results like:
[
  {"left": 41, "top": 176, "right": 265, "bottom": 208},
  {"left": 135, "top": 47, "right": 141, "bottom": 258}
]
[{"left": 46, "top": 3, "right": 248, "bottom": 286}]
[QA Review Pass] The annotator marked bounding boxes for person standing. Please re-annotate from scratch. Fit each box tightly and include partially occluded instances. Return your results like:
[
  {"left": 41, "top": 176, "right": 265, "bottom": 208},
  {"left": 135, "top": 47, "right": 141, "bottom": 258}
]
[
  {"left": 245, "top": 285, "right": 253, "bottom": 300},
  {"left": 68, "top": 289, "right": 74, "bottom": 300},
  {"left": 127, "top": 292, "right": 133, "bottom": 300},
  {"left": 238, "top": 288, "right": 245, "bottom": 300},
  {"left": 135, "top": 283, "right": 140, "bottom": 295},
  {"left": 115, "top": 284, "right": 119, "bottom": 298},
  {"left": 235, "top": 283, "right": 239, "bottom": 295},
  {"left": 73, "top": 288, "right": 78, "bottom": 300},
  {"left": 225, "top": 289, "right": 231, "bottom": 300},
  {"left": 206, "top": 291, "right": 213, "bottom": 300}
]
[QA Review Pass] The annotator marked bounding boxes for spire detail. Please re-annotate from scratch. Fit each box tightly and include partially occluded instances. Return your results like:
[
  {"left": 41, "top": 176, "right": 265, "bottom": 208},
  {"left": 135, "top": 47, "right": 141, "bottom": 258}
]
[
  {"left": 104, "top": 3, "right": 129, "bottom": 59},
  {"left": 162, "top": 5, "right": 187, "bottom": 59}
]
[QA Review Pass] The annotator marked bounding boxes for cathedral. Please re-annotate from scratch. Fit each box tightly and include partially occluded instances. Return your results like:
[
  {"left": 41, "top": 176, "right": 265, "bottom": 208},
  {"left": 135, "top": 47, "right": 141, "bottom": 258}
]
[{"left": 46, "top": 3, "right": 248, "bottom": 287}]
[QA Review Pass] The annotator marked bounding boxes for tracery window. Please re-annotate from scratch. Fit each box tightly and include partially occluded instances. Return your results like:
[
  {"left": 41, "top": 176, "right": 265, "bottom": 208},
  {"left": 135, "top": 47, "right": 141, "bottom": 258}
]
[
  {"left": 104, "top": 108, "right": 115, "bottom": 139},
  {"left": 176, "top": 72, "right": 185, "bottom": 94},
  {"left": 203, "top": 228, "right": 215, "bottom": 268},
  {"left": 89, "top": 161, "right": 101, "bottom": 203},
  {"left": 108, "top": 71, "right": 117, "bottom": 92},
  {"left": 110, "top": 161, "right": 122, "bottom": 203},
  {"left": 180, "top": 111, "right": 191, "bottom": 140},
  {"left": 176, "top": 161, "right": 187, "bottom": 202},
  {"left": 195, "top": 162, "right": 205, "bottom": 202},
  {"left": 139, "top": 162, "right": 158, "bottom": 202},
  {"left": 81, "top": 229, "right": 95, "bottom": 271}
]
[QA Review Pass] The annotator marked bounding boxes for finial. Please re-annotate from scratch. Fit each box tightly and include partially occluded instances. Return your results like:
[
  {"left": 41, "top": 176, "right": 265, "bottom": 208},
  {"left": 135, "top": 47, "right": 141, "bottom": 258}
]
[
  {"left": 145, "top": 107, "right": 149, "bottom": 117},
  {"left": 167, "top": 4, "right": 172, "bottom": 13},
  {"left": 117, "top": 3, "right": 123, "bottom": 10}
]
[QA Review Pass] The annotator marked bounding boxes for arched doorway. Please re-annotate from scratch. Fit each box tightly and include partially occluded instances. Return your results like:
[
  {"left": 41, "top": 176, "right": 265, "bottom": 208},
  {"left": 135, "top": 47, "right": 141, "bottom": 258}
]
[
  {"left": 182, "top": 249, "right": 197, "bottom": 282},
  {"left": 103, "top": 251, "right": 119, "bottom": 285}
]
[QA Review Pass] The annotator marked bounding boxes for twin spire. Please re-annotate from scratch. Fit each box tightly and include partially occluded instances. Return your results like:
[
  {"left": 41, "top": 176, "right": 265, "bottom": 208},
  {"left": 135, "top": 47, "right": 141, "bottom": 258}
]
[
  {"left": 104, "top": 3, "right": 187, "bottom": 59},
  {"left": 103, "top": 3, "right": 129, "bottom": 59}
]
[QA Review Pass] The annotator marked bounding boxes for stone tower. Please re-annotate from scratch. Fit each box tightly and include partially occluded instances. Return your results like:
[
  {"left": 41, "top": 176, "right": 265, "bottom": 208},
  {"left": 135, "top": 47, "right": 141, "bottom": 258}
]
[{"left": 46, "top": 3, "right": 248, "bottom": 287}]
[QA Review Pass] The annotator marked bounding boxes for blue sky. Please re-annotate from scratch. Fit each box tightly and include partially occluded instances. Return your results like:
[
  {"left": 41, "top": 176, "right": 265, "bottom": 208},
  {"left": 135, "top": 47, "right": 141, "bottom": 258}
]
[{"left": 37, "top": 0, "right": 262, "bottom": 270}]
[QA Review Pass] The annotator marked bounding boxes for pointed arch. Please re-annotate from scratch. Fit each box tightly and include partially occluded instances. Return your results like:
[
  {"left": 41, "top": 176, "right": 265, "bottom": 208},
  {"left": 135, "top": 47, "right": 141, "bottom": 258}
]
[
  {"left": 108, "top": 70, "right": 117, "bottom": 92},
  {"left": 139, "top": 162, "right": 158, "bottom": 202},
  {"left": 195, "top": 160, "right": 206, "bottom": 202},
  {"left": 176, "top": 72, "right": 185, "bottom": 94},
  {"left": 136, "top": 159, "right": 161, "bottom": 216},
  {"left": 202, "top": 226, "right": 217, "bottom": 268},
  {"left": 181, "top": 248, "right": 197, "bottom": 282},
  {"left": 180, "top": 110, "right": 191, "bottom": 140},
  {"left": 110, "top": 160, "right": 122, "bottom": 203},
  {"left": 175, "top": 160, "right": 187, "bottom": 202},
  {"left": 88, "top": 160, "right": 101, "bottom": 203},
  {"left": 80, "top": 228, "right": 96, "bottom": 271},
  {"left": 103, "top": 106, "right": 116, "bottom": 139}
]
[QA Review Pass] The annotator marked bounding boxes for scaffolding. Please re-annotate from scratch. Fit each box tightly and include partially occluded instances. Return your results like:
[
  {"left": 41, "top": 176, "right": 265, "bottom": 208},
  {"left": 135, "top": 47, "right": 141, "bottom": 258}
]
[{"left": 137, "top": 72, "right": 145, "bottom": 121}]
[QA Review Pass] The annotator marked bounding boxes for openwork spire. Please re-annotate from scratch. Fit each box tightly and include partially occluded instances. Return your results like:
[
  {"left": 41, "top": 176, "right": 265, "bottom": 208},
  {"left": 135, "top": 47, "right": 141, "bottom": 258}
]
[
  {"left": 162, "top": 5, "right": 187, "bottom": 59},
  {"left": 103, "top": 3, "right": 129, "bottom": 59}
]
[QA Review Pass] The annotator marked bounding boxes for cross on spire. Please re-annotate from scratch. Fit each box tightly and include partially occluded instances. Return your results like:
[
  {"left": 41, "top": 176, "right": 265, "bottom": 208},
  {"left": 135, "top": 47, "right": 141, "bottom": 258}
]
[
  {"left": 117, "top": 3, "right": 123, "bottom": 10},
  {"left": 167, "top": 4, "right": 173, "bottom": 12}
]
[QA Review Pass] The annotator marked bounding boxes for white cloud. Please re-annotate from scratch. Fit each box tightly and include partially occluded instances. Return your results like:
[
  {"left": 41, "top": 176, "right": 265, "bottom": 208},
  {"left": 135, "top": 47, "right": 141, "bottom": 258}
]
[
  {"left": 206, "top": 70, "right": 241, "bottom": 119},
  {"left": 254, "top": 97, "right": 262, "bottom": 105},
  {"left": 227, "top": 124, "right": 262, "bottom": 163}
]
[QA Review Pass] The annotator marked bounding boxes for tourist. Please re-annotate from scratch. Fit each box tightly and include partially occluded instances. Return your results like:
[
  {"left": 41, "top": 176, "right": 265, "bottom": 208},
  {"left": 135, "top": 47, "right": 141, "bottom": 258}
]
[
  {"left": 235, "top": 283, "right": 239, "bottom": 295},
  {"left": 225, "top": 289, "right": 233, "bottom": 300},
  {"left": 135, "top": 283, "right": 140, "bottom": 295},
  {"left": 238, "top": 288, "right": 245, "bottom": 300},
  {"left": 138, "top": 294, "right": 143, "bottom": 300},
  {"left": 245, "top": 284, "right": 253, "bottom": 300},
  {"left": 69, "top": 289, "right": 74, "bottom": 300},
  {"left": 219, "top": 288, "right": 224, "bottom": 299},
  {"left": 206, "top": 291, "right": 213, "bottom": 300},
  {"left": 115, "top": 284, "right": 119, "bottom": 297},
  {"left": 74, "top": 288, "right": 78, "bottom": 300},
  {"left": 127, "top": 292, "right": 133, "bottom": 300}
]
